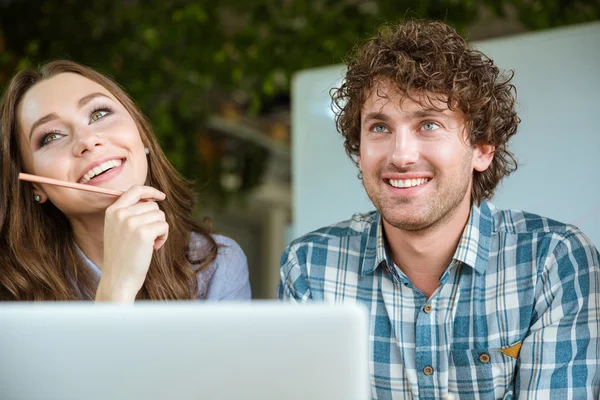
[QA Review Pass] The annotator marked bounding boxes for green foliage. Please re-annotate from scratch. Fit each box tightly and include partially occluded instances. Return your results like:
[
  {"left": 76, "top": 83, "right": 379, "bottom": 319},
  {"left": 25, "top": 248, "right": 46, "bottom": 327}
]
[
  {"left": 493, "top": 0, "right": 599, "bottom": 29},
  {"left": 1, "top": 0, "right": 597, "bottom": 199}
]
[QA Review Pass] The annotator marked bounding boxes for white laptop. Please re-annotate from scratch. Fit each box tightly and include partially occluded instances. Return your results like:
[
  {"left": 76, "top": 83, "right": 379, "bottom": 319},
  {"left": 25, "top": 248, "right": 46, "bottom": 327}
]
[{"left": 0, "top": 302, "right": 369, "bottom": 400}]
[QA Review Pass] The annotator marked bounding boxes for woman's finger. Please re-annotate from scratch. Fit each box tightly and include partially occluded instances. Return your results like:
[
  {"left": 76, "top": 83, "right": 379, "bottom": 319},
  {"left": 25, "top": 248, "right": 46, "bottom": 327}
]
[
  {"left": 109, "top": 185, "right": 165, "bottom": 210},
  {"left": 111, "top": 200, "right": 160, "bottom": 221},
  {"left": 134, "top": 221, "right": 170, "bottom": 250},
  {"left": 124, "top": 209, "right": 166, "bottom": 233},
  {"left": 152, "top": 222, "right": 170, "bottom": 250}
]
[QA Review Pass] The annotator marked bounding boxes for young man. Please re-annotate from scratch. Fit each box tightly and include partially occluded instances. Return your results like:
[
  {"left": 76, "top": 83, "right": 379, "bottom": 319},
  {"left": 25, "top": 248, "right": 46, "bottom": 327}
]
[{"left": 279, "top": 20, "right": 599, "bottom": 399}]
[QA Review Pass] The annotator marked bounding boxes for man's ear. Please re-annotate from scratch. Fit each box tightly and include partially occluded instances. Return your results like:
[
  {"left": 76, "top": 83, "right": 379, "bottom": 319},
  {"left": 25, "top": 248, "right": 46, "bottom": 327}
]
[
  {"left": 357, "top": 153, "right": 364, "bottom": 179},
  {"left": 473, "top": 144, "right": 495, "bottom": 172}
]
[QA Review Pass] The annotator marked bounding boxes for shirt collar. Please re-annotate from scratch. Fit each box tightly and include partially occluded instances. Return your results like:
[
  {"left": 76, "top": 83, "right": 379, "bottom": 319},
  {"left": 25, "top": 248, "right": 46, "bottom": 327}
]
[
  {"left": 360, "top": 211, "right": 391, "bottom": 275},
  {"left": 74, "top": 243, "right": 102, "bottom": 278},
  {"left": 453, "top": 201, "right": 493, "bottom": 275},
  {"left": 359, "top": 201, "right": 494, "bottom": 276}
]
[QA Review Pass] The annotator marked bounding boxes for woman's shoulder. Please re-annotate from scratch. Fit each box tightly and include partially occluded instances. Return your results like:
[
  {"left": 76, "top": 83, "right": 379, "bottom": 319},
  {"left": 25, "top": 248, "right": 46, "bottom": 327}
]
[
  {"left": 189, "top": 232, "right": 245, "bottom": 263},
  {"left": 190, "top": 232, "right": 251, "bottom": 300}
]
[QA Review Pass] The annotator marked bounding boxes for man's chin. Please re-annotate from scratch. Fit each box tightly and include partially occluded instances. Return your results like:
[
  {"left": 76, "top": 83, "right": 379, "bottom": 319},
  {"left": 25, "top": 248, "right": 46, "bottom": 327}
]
[{"left": 380, "top": 210, "right": 432, "bottom": 232}]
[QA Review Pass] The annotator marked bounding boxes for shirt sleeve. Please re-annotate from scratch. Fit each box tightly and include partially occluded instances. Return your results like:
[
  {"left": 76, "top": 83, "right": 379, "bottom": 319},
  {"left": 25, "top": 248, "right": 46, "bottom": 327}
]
[
  {"left": 278, "top": 244, "right": 312, "bottom": 302},
  {"left": 205, "top": 235, "right": 252, "bottom": 300},
  {"left": 515, "top": 228, "right": 600, "bottom": 399}
]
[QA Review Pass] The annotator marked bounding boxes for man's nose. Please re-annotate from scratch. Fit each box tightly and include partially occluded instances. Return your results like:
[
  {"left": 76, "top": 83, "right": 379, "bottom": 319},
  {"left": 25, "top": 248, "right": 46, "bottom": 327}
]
[{"left": 389, "top": 130, "right": 419, "bottom": 167}]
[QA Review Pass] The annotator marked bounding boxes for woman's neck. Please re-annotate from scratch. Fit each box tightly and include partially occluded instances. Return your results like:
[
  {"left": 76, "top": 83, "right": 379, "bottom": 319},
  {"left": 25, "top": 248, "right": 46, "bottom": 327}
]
[{"left": 70, "top": 213, "right": 105, "bottom": 269}]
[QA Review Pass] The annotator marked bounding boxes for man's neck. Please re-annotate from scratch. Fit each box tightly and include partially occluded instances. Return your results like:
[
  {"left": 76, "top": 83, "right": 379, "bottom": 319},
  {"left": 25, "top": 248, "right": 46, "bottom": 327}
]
[
  {"left": 70, "top": 213, "right": 106, "bottom": 269},
  {"left": 383, "top": 199, "right": 472, "bottom": 298}
]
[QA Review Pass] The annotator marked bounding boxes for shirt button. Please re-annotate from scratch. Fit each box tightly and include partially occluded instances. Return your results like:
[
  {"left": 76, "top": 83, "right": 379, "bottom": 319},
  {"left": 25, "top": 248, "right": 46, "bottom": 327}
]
[
  {"left": 423, "top": 366, "right": 434, "bottom": 375},
  {"left": 479, "top": 353, "right": 490, "bottom": 363},
  {"left": 423, "top": 304, "right": 433, "bottom": 313}
]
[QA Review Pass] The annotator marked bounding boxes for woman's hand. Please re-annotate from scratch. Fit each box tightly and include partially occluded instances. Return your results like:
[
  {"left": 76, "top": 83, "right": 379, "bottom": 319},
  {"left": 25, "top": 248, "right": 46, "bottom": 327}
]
[{"left": 95, "top": 185, "right": 168, "bottom": 303}]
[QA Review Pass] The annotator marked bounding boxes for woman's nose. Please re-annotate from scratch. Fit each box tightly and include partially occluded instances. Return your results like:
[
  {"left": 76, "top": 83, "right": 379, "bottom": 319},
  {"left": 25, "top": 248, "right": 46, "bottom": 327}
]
[{"left": 72, "top": 126, "right": 105, "bottom": 156}]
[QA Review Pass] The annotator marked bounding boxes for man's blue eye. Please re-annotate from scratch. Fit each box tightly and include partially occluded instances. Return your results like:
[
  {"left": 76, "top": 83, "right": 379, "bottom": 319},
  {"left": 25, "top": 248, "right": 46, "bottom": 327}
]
[{"left": 422, "top": 122, "right": 439, "bottom": 131}]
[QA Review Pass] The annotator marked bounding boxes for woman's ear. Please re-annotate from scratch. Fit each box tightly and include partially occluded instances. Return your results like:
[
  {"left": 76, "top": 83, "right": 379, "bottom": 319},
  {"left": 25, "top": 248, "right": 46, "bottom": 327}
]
[{"left": 32, "top": 184, "right": 48, "bottom": 204}]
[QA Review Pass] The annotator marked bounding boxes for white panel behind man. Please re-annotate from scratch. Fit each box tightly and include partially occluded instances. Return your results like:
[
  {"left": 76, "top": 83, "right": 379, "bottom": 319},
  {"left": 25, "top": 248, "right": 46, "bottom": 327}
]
[{"left": 292, "top": 22, "right": 600, "bottom": 246}]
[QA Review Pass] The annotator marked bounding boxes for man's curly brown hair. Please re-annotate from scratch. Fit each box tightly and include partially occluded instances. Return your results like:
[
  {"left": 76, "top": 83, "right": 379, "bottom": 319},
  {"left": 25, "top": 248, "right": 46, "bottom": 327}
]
[{"left": 331, "top": 19, "right": 519, "bottom": 203}]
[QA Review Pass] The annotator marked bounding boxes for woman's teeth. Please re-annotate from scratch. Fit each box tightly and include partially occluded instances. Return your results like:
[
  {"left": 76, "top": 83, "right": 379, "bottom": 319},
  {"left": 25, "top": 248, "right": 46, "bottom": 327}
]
[
  {"left": 79, "top": 159, "right": 122, "bottom": 184},
  {"left": 388, "top": 178, "right": 429, "bottom": 188}
]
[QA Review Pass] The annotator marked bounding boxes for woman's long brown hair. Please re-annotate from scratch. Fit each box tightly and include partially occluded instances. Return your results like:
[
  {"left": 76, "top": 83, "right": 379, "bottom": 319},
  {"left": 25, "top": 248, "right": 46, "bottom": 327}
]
[{"left": 0, "top": 60, "right": 218, "bottom": 301}]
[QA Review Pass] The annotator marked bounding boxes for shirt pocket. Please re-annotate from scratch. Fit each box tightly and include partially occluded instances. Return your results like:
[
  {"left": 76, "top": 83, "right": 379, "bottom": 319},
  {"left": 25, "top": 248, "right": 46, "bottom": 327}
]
[{"left": 449, "top": 346, "right": 518, "bottom": 400}]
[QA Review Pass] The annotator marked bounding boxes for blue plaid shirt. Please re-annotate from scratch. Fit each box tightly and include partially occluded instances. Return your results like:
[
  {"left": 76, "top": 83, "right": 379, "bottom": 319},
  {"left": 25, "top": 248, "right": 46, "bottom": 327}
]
[{"left": 279, "top": 202, "right": 600, "bottom": 399}]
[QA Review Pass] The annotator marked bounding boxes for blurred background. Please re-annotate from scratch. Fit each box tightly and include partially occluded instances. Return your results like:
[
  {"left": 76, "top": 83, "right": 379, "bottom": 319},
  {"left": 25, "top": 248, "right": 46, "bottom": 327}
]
[{"left": 1, "top": 0, "right": 598, "bottom": 299}]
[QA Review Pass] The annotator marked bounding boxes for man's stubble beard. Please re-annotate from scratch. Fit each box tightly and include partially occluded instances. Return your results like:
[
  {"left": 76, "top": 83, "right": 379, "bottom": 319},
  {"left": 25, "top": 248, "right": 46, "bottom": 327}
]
[{"left": 362, "top": 163, "right": 472, "bottom": 234}]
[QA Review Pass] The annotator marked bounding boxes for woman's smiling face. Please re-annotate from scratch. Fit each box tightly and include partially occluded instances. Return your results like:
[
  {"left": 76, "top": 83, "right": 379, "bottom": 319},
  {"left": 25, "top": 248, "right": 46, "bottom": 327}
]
[{"left": 18, "top": 72, "right": 148, "bottom": 216}]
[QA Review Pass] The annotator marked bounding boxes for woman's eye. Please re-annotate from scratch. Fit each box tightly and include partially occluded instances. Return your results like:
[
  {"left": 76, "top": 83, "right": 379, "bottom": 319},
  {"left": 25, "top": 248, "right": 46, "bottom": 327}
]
[
  {"left": 90, "top": 109, "right": 109, "bottom": 122},
  {"left": 422, "top": 122, "right": 440, "bottom": 131},
  {"left": 40, "top": 132, "right": 63, "bottom": 147}
]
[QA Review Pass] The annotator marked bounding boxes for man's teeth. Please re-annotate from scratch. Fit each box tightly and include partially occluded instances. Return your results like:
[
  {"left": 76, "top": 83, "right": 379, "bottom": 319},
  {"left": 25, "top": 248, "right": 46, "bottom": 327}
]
[
  {"left": 388, "top": 178, "right": 429, "bottom": 188},
  {"left": 79, "top": 159, "right": 122, "bottom": 184}
]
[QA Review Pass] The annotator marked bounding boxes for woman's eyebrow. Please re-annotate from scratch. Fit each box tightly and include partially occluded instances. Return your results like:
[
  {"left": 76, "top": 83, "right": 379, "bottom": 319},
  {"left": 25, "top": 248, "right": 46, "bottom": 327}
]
[
  {"left": 29, "top": 113, "right": 58, "bottom": 141},
  {"left": 78, "top": 92, "right": 111, "bottom": 108}
]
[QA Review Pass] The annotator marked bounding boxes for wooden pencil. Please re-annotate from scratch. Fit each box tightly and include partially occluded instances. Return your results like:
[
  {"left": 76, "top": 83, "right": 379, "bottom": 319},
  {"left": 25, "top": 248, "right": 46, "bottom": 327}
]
[{"left": 18, "top": 173, "right": 123, "bottom": 197}]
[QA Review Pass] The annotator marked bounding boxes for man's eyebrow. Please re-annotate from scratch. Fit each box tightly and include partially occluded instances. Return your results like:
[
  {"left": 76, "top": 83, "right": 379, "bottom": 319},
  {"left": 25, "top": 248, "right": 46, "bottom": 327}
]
[
  {"left": 362, "top": 112, "right": 390, "bottom": 123},
  {"left": 362, "top": 109, "right": 449, "bottom": 124},
  {"left": 29, "top": 113, "right": 59, "bottom": 141},
  {"left": 409, "top": 109, "right": 450, "bottom": 119},
  {"left": 78, "top": 92, "right": 111, "bottom": 108}
]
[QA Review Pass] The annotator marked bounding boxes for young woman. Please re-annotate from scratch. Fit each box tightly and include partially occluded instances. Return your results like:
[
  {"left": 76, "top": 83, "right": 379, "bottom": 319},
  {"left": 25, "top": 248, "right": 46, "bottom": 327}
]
[{"left": 0, "top": 60, "right": 251, "bottom": 302}]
